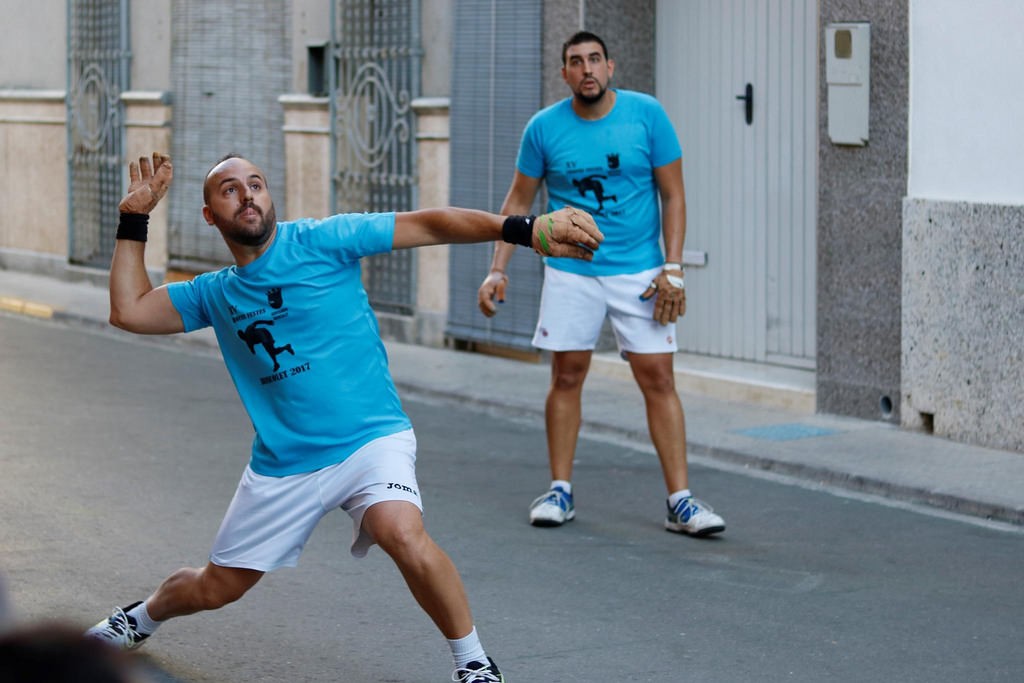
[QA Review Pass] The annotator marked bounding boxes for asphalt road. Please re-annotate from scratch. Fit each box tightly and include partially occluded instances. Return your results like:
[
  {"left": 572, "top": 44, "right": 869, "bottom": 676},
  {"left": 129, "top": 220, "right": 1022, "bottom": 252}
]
[{"left": 1, "top": 312, "right": 1022, "bottom": 682}]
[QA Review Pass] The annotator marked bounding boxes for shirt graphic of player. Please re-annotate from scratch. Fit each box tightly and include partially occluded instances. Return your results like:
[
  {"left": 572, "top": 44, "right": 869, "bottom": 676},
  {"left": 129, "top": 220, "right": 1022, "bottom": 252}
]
[
  {"left": 237, "top": 319, "right": 294, "bottom": 371},
  {"left": 572, "top": 174, "right": 617, "bottom": 212}
]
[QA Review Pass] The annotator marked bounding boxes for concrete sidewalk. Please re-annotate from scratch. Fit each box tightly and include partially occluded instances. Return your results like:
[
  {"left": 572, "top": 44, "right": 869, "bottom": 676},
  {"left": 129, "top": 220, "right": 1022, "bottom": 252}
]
[{"left": 3, "top": 266, "right": 1023, "bottom": 527}]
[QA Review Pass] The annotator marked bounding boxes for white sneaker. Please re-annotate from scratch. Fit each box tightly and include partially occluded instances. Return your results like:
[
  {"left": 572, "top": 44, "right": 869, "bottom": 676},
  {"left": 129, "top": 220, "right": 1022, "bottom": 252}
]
[
  {"left": 665, "top": 497, "right": 725, "bottom": 536},
  {"left": 84, "top": 601, "right": 149, "bottom": 650},
  {"left": 528, "top": 486, "right": 575, "bottom": 527}
]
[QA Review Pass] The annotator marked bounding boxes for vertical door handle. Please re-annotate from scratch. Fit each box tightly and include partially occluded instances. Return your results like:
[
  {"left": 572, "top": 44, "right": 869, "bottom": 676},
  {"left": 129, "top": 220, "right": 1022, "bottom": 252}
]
[{"left": 735, "top": 83, "right": 753, "bottom": 125}]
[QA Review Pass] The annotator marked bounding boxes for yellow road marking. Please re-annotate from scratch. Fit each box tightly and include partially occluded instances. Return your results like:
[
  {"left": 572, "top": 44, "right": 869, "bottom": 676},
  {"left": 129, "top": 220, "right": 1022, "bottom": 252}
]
[{"left": 0, "top": 296, "right": 55, "bottom": 319}]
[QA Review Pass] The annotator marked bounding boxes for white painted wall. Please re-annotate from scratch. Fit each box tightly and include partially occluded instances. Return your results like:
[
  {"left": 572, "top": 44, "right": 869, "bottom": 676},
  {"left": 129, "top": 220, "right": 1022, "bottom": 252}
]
[
  {"left": 0, "top": 1, "right": 65, "bottom": 89},
  {"left": 908, "top": 0, "right": 1024, "bottom": 205}
]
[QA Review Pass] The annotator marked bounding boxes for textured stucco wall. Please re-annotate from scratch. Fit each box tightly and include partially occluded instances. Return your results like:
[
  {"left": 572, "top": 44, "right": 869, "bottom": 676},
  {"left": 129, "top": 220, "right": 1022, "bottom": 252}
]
[
  {"left": 583, "top": 0, "right": 655, "bottom": 95},
  {"left": 817, "top": 0, "right": 908, "bottom": 422},
  {"left": 542, "top": 0, "right": 654, "bottom": 105},
  {"left": 901, "top": 199, "right": 1024, "bottom": 452}
]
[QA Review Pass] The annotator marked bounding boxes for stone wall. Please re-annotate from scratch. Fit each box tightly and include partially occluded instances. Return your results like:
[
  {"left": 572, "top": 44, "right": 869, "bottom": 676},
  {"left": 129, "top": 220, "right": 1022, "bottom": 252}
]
[
  {"left": 817, "top": 0, "right": 908, "bottom": 423},
  {"left": 901, "top": 199, "right": 1024, "bottom": 452}
]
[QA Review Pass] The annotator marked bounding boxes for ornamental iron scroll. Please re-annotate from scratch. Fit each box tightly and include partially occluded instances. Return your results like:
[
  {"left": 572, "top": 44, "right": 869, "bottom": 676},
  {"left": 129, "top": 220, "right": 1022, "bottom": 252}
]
[
  {"left": 336, "top": 60, "right": 412, "bottom": 171},
  {"left": 330, "top": 0, "right": 421, "bottom": 315},
  {"left": 70, "top": 62, "right": 121, "bottom": 153}
]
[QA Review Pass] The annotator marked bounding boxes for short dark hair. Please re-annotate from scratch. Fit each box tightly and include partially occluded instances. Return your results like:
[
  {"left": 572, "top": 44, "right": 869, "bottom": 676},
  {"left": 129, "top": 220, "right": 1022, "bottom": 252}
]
[{"left": 561, "top": 31, "right": 609, "bottom": 65}]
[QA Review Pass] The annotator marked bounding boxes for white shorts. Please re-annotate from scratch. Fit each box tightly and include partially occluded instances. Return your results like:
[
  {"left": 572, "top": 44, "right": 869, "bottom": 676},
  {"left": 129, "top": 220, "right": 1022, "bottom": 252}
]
[
  {"left": 209, "top": 429, "right": 422, "bottom": 571},
  {"left": 532, "top": 265, "right": 679, "bottom": 354}
]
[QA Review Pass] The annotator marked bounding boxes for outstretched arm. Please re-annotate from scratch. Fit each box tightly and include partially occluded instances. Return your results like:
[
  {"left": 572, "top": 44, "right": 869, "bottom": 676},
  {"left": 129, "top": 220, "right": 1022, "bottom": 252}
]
[
  {"left": 391, "top": 205, "right": 602, "bottom": 257},
  {"left": 109, "top": 153, "right": 185, "bottom": 335}
]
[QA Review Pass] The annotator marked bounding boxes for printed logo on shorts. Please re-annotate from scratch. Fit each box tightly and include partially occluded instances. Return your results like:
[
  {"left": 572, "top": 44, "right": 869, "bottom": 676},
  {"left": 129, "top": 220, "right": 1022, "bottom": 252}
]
[
  {"left": 386, "top": 482, "right": 419, "bottom": 497},
  {"left": 666, "top": 335, "right": 674, "bottom": 345},
  {"left": 540, "top": 327, "right": 549, "bottom": 337}
]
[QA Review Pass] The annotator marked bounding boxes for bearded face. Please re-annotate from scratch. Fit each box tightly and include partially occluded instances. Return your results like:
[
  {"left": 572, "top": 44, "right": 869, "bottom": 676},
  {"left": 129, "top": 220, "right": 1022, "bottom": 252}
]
[
  {"left": 207, "top": 199, "right": 277, "bottom": 247},
  {"left": 562, "top": 41, "right": 614, "bottom": 106},
  {"left": 203, "top": 157, "right": 278, "bottom": 249}
]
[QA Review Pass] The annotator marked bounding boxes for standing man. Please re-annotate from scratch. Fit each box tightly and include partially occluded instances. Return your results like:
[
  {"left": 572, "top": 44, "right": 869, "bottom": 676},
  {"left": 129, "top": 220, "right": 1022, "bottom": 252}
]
[
  {"left": 85, "top": 152, "right": 602, "bottom": 683},
  {"left": 477, "top": 31, "right": 725, "bottom": 537}
]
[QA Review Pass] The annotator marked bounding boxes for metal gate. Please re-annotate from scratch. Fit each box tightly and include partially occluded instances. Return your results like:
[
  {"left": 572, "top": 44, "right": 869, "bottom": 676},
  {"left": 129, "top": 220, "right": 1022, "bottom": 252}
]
[
  {"left": 330, "top": 0, "right": 421, "bottom": 314},
  {"left": 656, "top": 0, "right": 818, "bottom": 367},
  {"left": 66, "top": 0, "right": 129, "bottom": 267}
]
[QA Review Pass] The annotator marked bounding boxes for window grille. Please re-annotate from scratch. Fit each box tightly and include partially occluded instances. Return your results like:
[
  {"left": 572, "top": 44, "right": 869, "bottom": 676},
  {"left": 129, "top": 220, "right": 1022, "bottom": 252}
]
[{"left": 66, "top": 0, "right": 129, "bottom": 267}]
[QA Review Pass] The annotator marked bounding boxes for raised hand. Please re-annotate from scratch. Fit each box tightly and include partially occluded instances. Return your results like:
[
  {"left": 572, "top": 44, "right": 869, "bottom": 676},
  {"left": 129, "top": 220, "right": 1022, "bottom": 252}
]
[
  {"left": 531, "top": 207, "right": 603, "bottom": 260},
  {"left": 119, "top": 153, "right": 173, "bottom": 214}
]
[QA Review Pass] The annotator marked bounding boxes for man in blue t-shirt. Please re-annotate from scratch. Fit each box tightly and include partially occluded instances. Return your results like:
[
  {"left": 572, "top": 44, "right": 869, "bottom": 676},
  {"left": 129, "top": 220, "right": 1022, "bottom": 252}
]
[
  {"left": 478, "top": 31, "right": 726, "bottom": 538},
  {"left": 84, "top": 151, "right": 602, "bottom": 682}
]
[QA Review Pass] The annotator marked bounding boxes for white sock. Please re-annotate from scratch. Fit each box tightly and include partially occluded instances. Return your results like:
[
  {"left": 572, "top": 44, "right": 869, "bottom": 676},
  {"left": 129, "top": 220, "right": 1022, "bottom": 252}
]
[
  {"left": 448, "top": 626, "right": 487, "bottom": 668},
  {"left": 551, "top": 479, "right": 572, "bottom": 494},
  {"left": 126, "top": 601, "right": 161, "bottom": 636},
  {"left": 668, "top": 489, "right": 692, "bottom": 509}
]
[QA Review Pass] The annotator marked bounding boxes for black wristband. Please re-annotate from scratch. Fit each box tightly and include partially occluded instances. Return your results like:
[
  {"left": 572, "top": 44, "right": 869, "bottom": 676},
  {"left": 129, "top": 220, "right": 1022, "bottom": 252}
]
[
  {"left": 501, "top": 215, "right": 536, "bottom": 247},
  {"left": 116, "top": 213, "right": 149, "bottom": 242}
]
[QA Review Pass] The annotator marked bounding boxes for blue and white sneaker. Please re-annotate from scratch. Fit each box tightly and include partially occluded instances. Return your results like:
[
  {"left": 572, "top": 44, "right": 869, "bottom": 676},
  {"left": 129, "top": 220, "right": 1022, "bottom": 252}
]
[
  {"left": 665, "top": 497, "right": 725, "bottom": 536},
  {"left": 528, "top": 486, "right": 574, "bottom": 527}
]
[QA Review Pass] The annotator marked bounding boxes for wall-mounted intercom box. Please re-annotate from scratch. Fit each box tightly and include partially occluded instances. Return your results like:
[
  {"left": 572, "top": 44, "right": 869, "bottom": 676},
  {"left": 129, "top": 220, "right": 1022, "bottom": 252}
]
[{"left": 826, "top": 22, "right": 870, "bottom": 146}]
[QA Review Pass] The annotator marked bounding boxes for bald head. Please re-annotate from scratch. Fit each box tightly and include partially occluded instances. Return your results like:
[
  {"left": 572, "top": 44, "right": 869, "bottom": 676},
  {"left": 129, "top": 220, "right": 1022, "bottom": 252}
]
[{"left": 203, "top": 155, "right": 268, "bottom": 205}]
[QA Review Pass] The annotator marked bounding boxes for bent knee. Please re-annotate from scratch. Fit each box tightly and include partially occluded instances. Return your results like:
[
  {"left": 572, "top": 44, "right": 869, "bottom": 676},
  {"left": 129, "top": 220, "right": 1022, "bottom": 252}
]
[
  {"left": 197, "top": 566, "right": 260, "bottom": 610},
  {"left": 373, "top": 518, "right": 429, "bottom": 558}
]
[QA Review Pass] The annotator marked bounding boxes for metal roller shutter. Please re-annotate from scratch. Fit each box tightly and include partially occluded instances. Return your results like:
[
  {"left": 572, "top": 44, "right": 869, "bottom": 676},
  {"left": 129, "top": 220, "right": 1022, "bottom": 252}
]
[
  {"left": 166, "top": 0, "right": 290, "bottom": 272},
  {"left": 446, "top": 0, "right": 543, "bottom": 350}
]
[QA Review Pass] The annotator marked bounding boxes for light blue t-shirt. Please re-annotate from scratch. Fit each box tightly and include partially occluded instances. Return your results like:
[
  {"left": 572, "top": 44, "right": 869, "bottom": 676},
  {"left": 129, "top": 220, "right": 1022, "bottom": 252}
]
[
  {"left": 167, "top": 213, "right": 412, "bottom": 477},
  {"left": 517, "top": 89, "right": 682, "bottom": 276}
]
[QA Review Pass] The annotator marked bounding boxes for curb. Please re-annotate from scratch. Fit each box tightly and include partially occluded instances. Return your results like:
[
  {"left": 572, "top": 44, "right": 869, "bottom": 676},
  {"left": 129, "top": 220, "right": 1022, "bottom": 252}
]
[
  {"left": 392, "top": 378, "right": 1024, "bottom": 528},
  {"left": 0, "top": 296, "right": 55, "bottom": 319},
  {"left": 685, "top": 441, "right": 1024, "bottom": 527}
]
